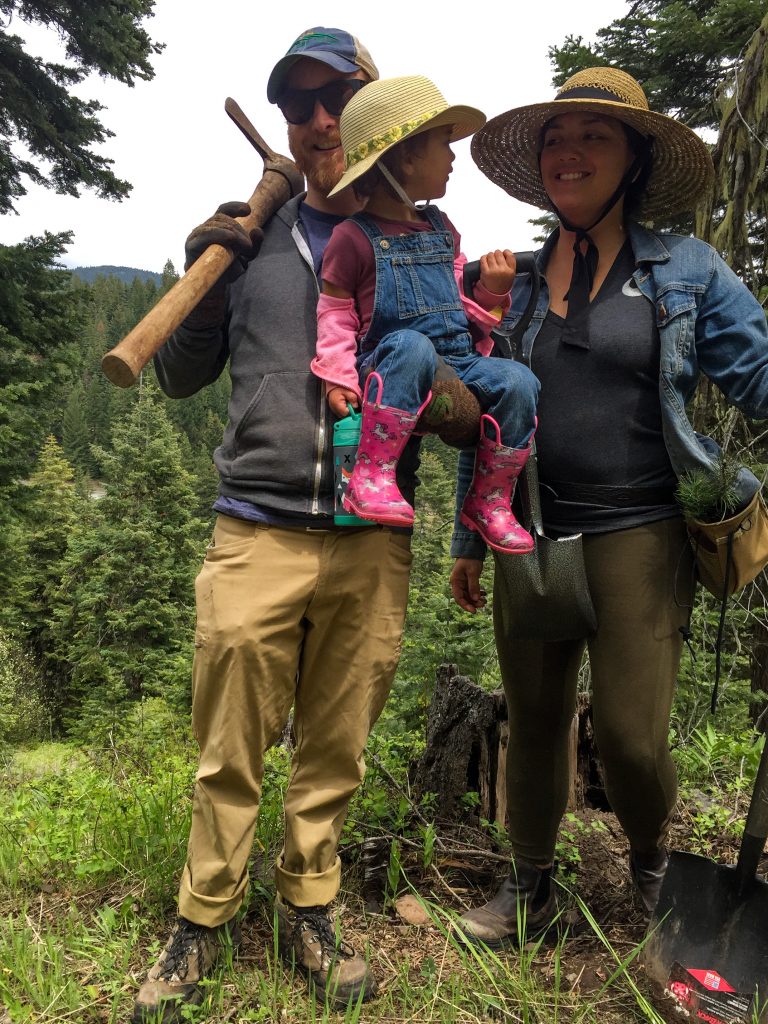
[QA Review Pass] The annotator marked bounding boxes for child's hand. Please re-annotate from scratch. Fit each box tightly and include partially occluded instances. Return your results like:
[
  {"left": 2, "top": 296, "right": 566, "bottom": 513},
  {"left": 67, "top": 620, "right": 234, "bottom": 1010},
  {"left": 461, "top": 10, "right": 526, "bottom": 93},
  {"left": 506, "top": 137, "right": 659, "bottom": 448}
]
[
  {"left": 479, "top": 249, "right": 516, "bottom": 295},
  {"left": 328, "top": 387, "right": 360, "bottom": 418}
]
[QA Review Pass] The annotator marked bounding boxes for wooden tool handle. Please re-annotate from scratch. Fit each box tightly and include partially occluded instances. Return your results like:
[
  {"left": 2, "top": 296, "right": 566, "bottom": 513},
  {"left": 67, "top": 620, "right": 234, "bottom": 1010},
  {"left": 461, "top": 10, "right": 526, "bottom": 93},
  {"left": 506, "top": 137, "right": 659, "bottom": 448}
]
[
  {"left": 737, "top": 734, "right": 768, "bottom": 884},
  {"left": 101, "top": 166, "right": 294, "bottom": 389}
]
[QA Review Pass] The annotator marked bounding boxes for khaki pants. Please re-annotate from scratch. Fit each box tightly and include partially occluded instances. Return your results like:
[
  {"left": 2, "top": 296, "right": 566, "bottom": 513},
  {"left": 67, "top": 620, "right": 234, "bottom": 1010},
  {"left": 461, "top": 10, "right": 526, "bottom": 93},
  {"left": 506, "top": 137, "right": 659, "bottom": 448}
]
[
  {"left": 178, "top": 516, "right": 412, "bottom": 925},
  {"left": 497, "top": 517, "right": 695, "bottom": 865}
]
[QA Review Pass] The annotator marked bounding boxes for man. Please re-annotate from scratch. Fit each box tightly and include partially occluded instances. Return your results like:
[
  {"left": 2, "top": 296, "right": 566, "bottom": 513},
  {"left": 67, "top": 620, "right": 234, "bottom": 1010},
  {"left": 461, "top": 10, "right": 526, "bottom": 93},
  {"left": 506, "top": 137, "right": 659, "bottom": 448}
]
[{"left": 133, "top": 28, "right": 415, "bottom": 1022}]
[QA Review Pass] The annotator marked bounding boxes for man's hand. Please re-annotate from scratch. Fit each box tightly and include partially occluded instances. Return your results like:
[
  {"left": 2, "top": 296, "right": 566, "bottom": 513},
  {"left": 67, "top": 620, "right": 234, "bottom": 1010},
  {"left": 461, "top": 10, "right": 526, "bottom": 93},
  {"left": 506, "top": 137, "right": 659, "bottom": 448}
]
[
  {"left": 479, "top": 249, "right": 516, "bottom": 295},
  {"left": 450, "top": 558, "right": 487, "bottom": 613},
  {"left": 184, "top": 201, "right": 263, "bottom": 282},
  {"left": 328, "top": 387, "right": 360, "bottom": 418}
]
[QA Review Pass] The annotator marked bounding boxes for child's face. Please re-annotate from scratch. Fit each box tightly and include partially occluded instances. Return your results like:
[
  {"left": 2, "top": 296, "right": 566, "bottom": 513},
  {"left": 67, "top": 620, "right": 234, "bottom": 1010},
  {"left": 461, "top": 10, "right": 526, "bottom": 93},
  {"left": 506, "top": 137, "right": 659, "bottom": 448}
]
[{"left": 406, "top": 125, "right": 455, "bottom": 201}]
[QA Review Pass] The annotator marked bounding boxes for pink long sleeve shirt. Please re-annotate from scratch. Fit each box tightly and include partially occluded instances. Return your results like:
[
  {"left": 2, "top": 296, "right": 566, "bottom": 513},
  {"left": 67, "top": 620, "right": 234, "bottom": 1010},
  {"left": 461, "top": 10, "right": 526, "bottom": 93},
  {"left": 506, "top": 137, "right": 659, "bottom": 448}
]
[{"left": 311, "top": 210, "right": 511, "bottom": 397}]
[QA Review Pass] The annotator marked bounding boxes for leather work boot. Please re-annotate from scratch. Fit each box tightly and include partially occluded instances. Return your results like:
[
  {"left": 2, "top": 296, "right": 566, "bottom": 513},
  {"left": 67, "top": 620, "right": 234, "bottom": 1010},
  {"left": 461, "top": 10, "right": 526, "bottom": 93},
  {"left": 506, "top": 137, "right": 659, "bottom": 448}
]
[
  {"left": 276, "top": 899, "right": 377, "bottom": 1007},
  {"left": 132, "top": 916, "right": 240, "bottom": 1022},
  {"left": 630, "top": 847, "right": 669, "bottom": 913},
  {"left": 455, "top": 861, "right": 556, "bottom": 949}
]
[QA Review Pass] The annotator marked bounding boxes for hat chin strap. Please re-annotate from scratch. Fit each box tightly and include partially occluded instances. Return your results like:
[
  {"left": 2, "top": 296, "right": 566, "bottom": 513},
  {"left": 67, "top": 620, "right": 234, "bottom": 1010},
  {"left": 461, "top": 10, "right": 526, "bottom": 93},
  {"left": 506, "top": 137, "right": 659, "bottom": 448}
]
[
  {"left": 377, "top": 163, "right": 430, "bottom": 212},
  {"left": 548, "top": 143, "right": 650, "bottom": 351},
  {"left": 550, "top": 143, "right": 650, "bottom": 242}
]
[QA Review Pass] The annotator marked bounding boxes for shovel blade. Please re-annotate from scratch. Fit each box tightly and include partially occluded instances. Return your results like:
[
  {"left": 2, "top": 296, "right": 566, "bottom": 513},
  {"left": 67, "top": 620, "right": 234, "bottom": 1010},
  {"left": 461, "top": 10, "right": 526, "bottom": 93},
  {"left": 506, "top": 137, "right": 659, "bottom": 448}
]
[{"left": 643, "top": 851, "right": 768, "bottom": 1022}]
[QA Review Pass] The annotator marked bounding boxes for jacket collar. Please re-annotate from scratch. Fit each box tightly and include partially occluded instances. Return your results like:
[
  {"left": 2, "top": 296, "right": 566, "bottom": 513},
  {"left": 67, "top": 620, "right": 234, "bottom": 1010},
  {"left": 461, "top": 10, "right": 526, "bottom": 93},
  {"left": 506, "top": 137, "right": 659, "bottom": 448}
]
[{"left": 626, "top": 221, "right": 671, "bottom": 265}]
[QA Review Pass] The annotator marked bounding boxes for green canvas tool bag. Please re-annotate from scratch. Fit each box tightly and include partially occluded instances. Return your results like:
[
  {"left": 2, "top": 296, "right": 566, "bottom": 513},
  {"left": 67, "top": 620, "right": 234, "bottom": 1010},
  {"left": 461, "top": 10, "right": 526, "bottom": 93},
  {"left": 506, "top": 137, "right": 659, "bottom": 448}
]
[{"left": 493, "top": 445, "right": 598, "bottom": 642}]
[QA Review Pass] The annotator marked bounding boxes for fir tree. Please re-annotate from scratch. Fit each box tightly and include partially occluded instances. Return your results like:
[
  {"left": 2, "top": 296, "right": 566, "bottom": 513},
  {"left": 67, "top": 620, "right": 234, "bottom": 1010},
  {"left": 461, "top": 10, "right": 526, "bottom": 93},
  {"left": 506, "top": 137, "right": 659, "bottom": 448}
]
[
  {"left": 0, "top": 0, "right": 163, "bottom": 214},
  {"left": 0, "top": 232, "right": 87, "bottom": 589},
  {"left": 48, "top": 383, "right": 205, "bottom": 740},
  {"left": 548, "top": 0, "right": 765, "bottom": 130},
  {"left": 7, "top": 436, "right": 83, "bottom": 727}
]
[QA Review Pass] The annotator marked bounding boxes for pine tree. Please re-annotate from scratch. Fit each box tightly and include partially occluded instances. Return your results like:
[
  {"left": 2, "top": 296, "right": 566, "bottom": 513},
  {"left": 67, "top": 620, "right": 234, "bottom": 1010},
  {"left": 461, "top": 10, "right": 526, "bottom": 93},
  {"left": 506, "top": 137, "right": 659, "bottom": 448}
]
[
  {"left": 7, "top": 436, "right": 84, "bottom": 727},
  {"left": 548, "top": 0, "right": 765, "bottom": 130},
  {"left": 48, "top": 383, "right": 205, "bottom": 740},
  {"left": 0, "top": 232, "right": 87, "bottom": 588},
  {"left": 0, "top": 1, "right": 162, "bottom": 213}
]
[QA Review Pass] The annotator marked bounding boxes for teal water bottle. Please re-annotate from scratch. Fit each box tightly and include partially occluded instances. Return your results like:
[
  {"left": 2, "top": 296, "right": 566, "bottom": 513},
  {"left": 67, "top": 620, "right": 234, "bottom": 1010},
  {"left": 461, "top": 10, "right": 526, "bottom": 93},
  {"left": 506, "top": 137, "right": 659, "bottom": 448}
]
[{"left": 333, "top": 405, "right": 374, "bottom": 526}]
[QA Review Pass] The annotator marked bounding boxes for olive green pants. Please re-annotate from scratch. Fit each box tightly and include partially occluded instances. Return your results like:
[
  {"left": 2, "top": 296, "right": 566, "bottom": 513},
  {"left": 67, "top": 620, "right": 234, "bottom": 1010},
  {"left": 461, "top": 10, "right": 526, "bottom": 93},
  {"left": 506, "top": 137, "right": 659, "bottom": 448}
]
[
  {"left": 178, "top": 516, "right": 412, "bottom": 926},
  {"left": 496, "top": 517, "right": 695, "bottom": 865}
]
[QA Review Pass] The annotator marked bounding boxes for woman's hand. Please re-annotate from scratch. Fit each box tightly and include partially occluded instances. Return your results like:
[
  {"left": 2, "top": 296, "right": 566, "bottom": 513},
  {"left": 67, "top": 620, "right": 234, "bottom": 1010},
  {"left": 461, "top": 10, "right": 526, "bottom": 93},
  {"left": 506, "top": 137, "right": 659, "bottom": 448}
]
[
  {"left": 479, "top": 249, "right": 516, "bottom": 295},
  {"left": 328, "top": 387, "right": 360, "bottom": 418},
  {"left": 450, "top": 558, "right": 487, "bottom": 613}
]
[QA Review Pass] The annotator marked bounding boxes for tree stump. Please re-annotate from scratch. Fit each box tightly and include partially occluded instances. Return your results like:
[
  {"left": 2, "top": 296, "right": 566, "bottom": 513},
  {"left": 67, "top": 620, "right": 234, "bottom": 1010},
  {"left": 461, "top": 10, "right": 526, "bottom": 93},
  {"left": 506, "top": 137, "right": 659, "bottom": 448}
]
[
  {"left": 413, "top": 664, "right": 607, "bottom": 828},
  {"left": 413, "top": 664, "right": 508, "bottom": 827}
]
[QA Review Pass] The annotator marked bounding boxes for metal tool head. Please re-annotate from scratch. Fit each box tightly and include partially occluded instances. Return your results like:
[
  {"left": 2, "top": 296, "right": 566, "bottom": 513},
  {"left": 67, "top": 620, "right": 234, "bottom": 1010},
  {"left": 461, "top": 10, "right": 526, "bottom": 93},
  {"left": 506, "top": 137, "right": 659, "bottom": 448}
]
[{"left": 643, "top": 851, "right": 768, "bottom": 1022}]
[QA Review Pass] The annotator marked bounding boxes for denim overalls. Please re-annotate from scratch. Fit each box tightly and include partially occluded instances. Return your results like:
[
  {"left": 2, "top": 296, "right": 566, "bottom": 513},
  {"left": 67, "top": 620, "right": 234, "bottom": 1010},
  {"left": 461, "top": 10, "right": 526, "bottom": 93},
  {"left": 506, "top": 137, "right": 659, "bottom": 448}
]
[{"left": 351, "top": 206, "right": 538, "bottom": 448}]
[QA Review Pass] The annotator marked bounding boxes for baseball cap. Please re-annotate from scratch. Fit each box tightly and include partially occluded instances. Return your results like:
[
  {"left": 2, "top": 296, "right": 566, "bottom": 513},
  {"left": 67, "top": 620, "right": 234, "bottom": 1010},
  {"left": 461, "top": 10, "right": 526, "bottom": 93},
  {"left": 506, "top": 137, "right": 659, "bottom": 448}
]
[{"left": 267, "top": 27, "right": 379, "bottom": 103}]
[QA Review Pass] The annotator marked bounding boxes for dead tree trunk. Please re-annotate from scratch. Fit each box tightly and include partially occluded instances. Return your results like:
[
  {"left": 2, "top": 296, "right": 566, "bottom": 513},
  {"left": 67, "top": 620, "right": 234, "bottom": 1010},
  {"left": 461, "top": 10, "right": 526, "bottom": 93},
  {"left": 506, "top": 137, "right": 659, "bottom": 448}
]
[
  {"left": 413, "top": 664, "right": 607, "bottom": 828},
  {"left": 412, "top": 664, "right": 508, "bottom": 827},
  {"left": 751, "top": 618, "right": 768, "bottom": 731}
]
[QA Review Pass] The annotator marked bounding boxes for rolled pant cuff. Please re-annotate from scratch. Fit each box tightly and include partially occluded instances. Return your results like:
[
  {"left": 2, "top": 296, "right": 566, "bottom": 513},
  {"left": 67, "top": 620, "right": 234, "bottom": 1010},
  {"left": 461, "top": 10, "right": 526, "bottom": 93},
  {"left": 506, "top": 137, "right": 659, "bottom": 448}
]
[
  {"left": 275, "top": 855, "right": 341, "bottom": 907},
  {"left": 177, "top": 863, "right": 247, "bottom": 927}
]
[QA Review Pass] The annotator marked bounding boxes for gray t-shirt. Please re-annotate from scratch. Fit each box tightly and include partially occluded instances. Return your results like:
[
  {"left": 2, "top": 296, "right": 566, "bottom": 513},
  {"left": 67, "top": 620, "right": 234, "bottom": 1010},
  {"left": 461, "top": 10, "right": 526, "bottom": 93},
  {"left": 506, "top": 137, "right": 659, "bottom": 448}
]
[{"left": 532, "top": 240, "right": 680, "bottom": 533}]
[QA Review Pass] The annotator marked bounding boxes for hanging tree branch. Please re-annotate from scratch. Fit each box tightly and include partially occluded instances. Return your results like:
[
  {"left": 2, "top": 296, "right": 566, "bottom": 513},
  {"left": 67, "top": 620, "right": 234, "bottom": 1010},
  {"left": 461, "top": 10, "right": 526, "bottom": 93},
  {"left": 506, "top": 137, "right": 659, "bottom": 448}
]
[{"left": 696, "top": 11, "right": 768, "bottom": 294}]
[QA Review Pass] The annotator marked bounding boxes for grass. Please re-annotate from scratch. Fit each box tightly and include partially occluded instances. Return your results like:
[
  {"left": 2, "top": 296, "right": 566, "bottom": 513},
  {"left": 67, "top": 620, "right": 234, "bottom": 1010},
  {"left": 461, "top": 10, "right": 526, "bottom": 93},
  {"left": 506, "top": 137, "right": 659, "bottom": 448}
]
[{"left": 0, "top": 719, "right": 759, "bottom": 1023}]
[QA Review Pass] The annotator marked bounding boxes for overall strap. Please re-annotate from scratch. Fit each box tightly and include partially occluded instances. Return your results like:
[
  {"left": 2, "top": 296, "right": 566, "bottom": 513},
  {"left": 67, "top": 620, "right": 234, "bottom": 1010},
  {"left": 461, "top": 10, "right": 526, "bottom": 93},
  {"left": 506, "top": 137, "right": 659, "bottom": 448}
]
[
  {"left": 423, "top": 204, "right": 448, "bottom": 233},
  {"left": 349, "top": 212, "right": 384, "bottom": 242}
]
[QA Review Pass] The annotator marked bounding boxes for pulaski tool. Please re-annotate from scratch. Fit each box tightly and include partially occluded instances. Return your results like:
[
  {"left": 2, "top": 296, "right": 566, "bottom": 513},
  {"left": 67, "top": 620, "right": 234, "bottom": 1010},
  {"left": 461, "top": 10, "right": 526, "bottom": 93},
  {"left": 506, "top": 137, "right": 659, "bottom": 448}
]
[{"left": 101, "top": 98, "right": 304, "bottom": 388}]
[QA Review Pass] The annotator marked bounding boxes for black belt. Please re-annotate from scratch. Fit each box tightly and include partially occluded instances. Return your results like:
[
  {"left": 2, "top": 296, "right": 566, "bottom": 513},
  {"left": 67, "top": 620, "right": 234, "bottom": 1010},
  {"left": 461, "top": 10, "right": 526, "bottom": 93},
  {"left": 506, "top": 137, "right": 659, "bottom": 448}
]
[{"left": 541, "top": 480, "right": 678, "bottom": 507}]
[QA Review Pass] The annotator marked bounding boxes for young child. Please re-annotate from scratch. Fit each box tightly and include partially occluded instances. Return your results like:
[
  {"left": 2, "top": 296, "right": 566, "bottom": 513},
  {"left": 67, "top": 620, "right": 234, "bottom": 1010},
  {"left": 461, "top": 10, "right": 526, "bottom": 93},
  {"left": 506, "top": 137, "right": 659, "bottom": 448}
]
[{"left": 311, "top": 75, "right": 540, "bottom": 554}]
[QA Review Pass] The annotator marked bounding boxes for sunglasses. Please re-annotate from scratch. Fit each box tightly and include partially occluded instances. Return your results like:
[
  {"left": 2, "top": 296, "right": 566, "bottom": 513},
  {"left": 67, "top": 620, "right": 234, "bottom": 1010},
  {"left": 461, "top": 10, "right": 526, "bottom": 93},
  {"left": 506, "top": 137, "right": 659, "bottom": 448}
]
[{"left": 277, "top": 78, "right": 365, "bottom": 125}]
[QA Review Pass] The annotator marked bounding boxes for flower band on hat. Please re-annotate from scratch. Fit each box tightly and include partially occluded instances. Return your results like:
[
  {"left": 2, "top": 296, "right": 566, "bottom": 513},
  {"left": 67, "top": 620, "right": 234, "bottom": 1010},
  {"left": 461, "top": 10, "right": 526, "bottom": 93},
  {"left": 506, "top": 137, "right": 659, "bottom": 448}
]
[
  {"left": 328, "top": 75, "right": 486, "bottom": 197},
  {"left": 346, "top": 111, "right": 441, "bottom": 167}
]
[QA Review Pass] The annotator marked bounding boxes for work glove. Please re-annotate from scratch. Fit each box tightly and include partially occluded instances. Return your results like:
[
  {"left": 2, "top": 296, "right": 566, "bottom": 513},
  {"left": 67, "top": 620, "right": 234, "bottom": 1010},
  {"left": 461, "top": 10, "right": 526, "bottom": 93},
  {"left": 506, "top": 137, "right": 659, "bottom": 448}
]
[
  {"left": 416, "top": 360, "right": 482, "bottom": 449},
  {"left": 182, "top": 202, "right": 263, "bottom": 329},
  {"left": 184, "top": 201, "right": 263, "bottom": 276}
]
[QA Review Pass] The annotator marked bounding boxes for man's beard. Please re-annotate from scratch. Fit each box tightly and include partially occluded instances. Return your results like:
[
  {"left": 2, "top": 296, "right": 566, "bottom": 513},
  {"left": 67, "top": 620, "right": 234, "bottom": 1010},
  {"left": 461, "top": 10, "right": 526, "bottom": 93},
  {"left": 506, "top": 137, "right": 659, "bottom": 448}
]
[{"left": 288, "top": 128, "right": 344, "bottom": 195}]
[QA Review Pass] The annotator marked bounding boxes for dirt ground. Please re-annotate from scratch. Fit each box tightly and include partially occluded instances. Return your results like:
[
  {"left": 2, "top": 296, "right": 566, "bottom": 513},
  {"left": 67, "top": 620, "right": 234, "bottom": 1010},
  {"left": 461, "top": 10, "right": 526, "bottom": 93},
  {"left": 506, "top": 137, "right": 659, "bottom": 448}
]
[{"left": 276, "top": 805, "right": 751, "bottom": 1024}]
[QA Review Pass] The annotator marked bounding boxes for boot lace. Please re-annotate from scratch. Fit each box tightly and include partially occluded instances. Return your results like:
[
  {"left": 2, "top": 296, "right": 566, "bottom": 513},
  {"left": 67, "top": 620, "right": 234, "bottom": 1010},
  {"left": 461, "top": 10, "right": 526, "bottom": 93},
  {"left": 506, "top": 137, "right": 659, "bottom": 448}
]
[
  {"left": 158, "top": 918, "right": 212, "bottom": 982},
  {"left": 293, "top": 907, "right": 355, "bottom": 962}
]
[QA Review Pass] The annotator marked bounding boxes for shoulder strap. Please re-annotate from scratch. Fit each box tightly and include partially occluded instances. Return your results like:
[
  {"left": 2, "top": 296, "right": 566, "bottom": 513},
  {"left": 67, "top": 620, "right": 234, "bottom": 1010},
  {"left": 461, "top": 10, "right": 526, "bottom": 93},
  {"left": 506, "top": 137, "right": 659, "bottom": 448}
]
[
  {"left": 349, "top": 212, "right": 384, "bottom": 242},
  {"left": 423, "top": 205, "right": 448, "bottom": 232}
]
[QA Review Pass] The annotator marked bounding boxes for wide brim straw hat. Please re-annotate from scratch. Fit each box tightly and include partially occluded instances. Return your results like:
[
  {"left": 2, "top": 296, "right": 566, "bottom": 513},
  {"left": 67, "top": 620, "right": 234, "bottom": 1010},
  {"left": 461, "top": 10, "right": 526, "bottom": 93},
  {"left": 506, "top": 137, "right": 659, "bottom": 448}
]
[
  {"left": 471, "top": 67, "right": 714, "bottom": 220},
  {"left": 328, "top": 75, "right": 486, "bottom": 197}
]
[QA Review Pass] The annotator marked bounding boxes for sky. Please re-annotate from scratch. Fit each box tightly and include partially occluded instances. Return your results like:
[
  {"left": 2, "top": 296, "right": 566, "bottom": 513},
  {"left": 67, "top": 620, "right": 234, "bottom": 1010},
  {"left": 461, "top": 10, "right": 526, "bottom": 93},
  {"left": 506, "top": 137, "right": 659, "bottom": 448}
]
[{"left": 3, "top": 0, "right": 630, "bottom": 272}]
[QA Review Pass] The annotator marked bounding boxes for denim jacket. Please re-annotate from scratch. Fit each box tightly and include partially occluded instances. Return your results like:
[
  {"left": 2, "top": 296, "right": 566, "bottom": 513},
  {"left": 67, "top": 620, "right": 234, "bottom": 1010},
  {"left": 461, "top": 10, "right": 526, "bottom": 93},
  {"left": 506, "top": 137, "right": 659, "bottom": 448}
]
[{"left": 451, "top": 221, "right": 768, "bottom": 560}]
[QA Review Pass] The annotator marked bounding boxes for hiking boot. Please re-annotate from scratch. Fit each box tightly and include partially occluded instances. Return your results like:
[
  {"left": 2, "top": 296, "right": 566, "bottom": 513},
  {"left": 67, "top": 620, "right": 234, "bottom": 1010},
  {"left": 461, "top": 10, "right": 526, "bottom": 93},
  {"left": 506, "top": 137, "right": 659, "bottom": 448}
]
[
  {"left": 455, "top": 861, "right": 556, "bottom": 949},
  {"left": 276, "top": 899, "right": 377, "bottom": 1007},
  {"left": 132, "top": 916, "right": 240, "bottom": 1023},
  {"left": 630, "top": 848, "right": 669, "bottom": 913}
]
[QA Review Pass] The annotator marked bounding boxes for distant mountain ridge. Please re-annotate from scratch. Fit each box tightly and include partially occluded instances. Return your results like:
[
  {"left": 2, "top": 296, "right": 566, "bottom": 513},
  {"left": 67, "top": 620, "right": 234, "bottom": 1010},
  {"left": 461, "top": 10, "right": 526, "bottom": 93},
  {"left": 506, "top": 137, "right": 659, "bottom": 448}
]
[{"left": 70, "top": 265, "right": 163, "bottom": 285}]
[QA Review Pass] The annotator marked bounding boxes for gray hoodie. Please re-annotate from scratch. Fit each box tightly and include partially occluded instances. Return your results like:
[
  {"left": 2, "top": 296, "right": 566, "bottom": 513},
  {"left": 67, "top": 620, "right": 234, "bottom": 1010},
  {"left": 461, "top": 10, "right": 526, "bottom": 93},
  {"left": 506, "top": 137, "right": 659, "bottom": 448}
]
[{"left": 155, "top": 194, "right": 419, "bottom": 518}]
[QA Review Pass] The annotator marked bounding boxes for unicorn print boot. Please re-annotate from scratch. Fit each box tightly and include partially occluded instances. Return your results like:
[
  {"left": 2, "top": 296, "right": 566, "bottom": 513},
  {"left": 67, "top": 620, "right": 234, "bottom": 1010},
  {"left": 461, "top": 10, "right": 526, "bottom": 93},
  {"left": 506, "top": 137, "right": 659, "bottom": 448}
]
[
  {"left": 343, "top": 372, "right": 429, "bottom": 527},
  {"left": 460, "top": 414, "right": 535, "bottom": 554}
]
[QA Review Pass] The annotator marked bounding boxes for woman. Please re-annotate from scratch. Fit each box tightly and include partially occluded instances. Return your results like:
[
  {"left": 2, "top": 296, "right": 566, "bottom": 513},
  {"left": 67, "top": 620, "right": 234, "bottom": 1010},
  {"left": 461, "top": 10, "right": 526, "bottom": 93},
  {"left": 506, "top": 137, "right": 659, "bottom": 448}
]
[{"left": 449, "top": 67, "right": 768, "bottom": 947}]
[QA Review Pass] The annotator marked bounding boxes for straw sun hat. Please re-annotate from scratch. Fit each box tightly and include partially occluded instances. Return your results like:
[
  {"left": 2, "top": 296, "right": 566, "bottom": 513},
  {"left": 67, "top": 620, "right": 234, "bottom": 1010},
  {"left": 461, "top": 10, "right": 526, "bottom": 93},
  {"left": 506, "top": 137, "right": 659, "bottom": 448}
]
[
  {"left": 471, "top": 67, "right": 714, "bottom": 220},
  {"left": 328, "top": 75, "right": 486, "bottom": 197}
]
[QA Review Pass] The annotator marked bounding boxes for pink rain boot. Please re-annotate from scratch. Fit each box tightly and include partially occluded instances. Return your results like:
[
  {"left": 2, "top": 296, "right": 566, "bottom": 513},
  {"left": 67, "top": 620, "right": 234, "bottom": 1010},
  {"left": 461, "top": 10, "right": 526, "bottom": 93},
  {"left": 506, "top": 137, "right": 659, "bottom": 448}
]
[
  {"left": 343, "top": 372, "right": 431, "bottom": 527},
  {"left": 460, "top": 414, "right": 535, "bottom": 554}
]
